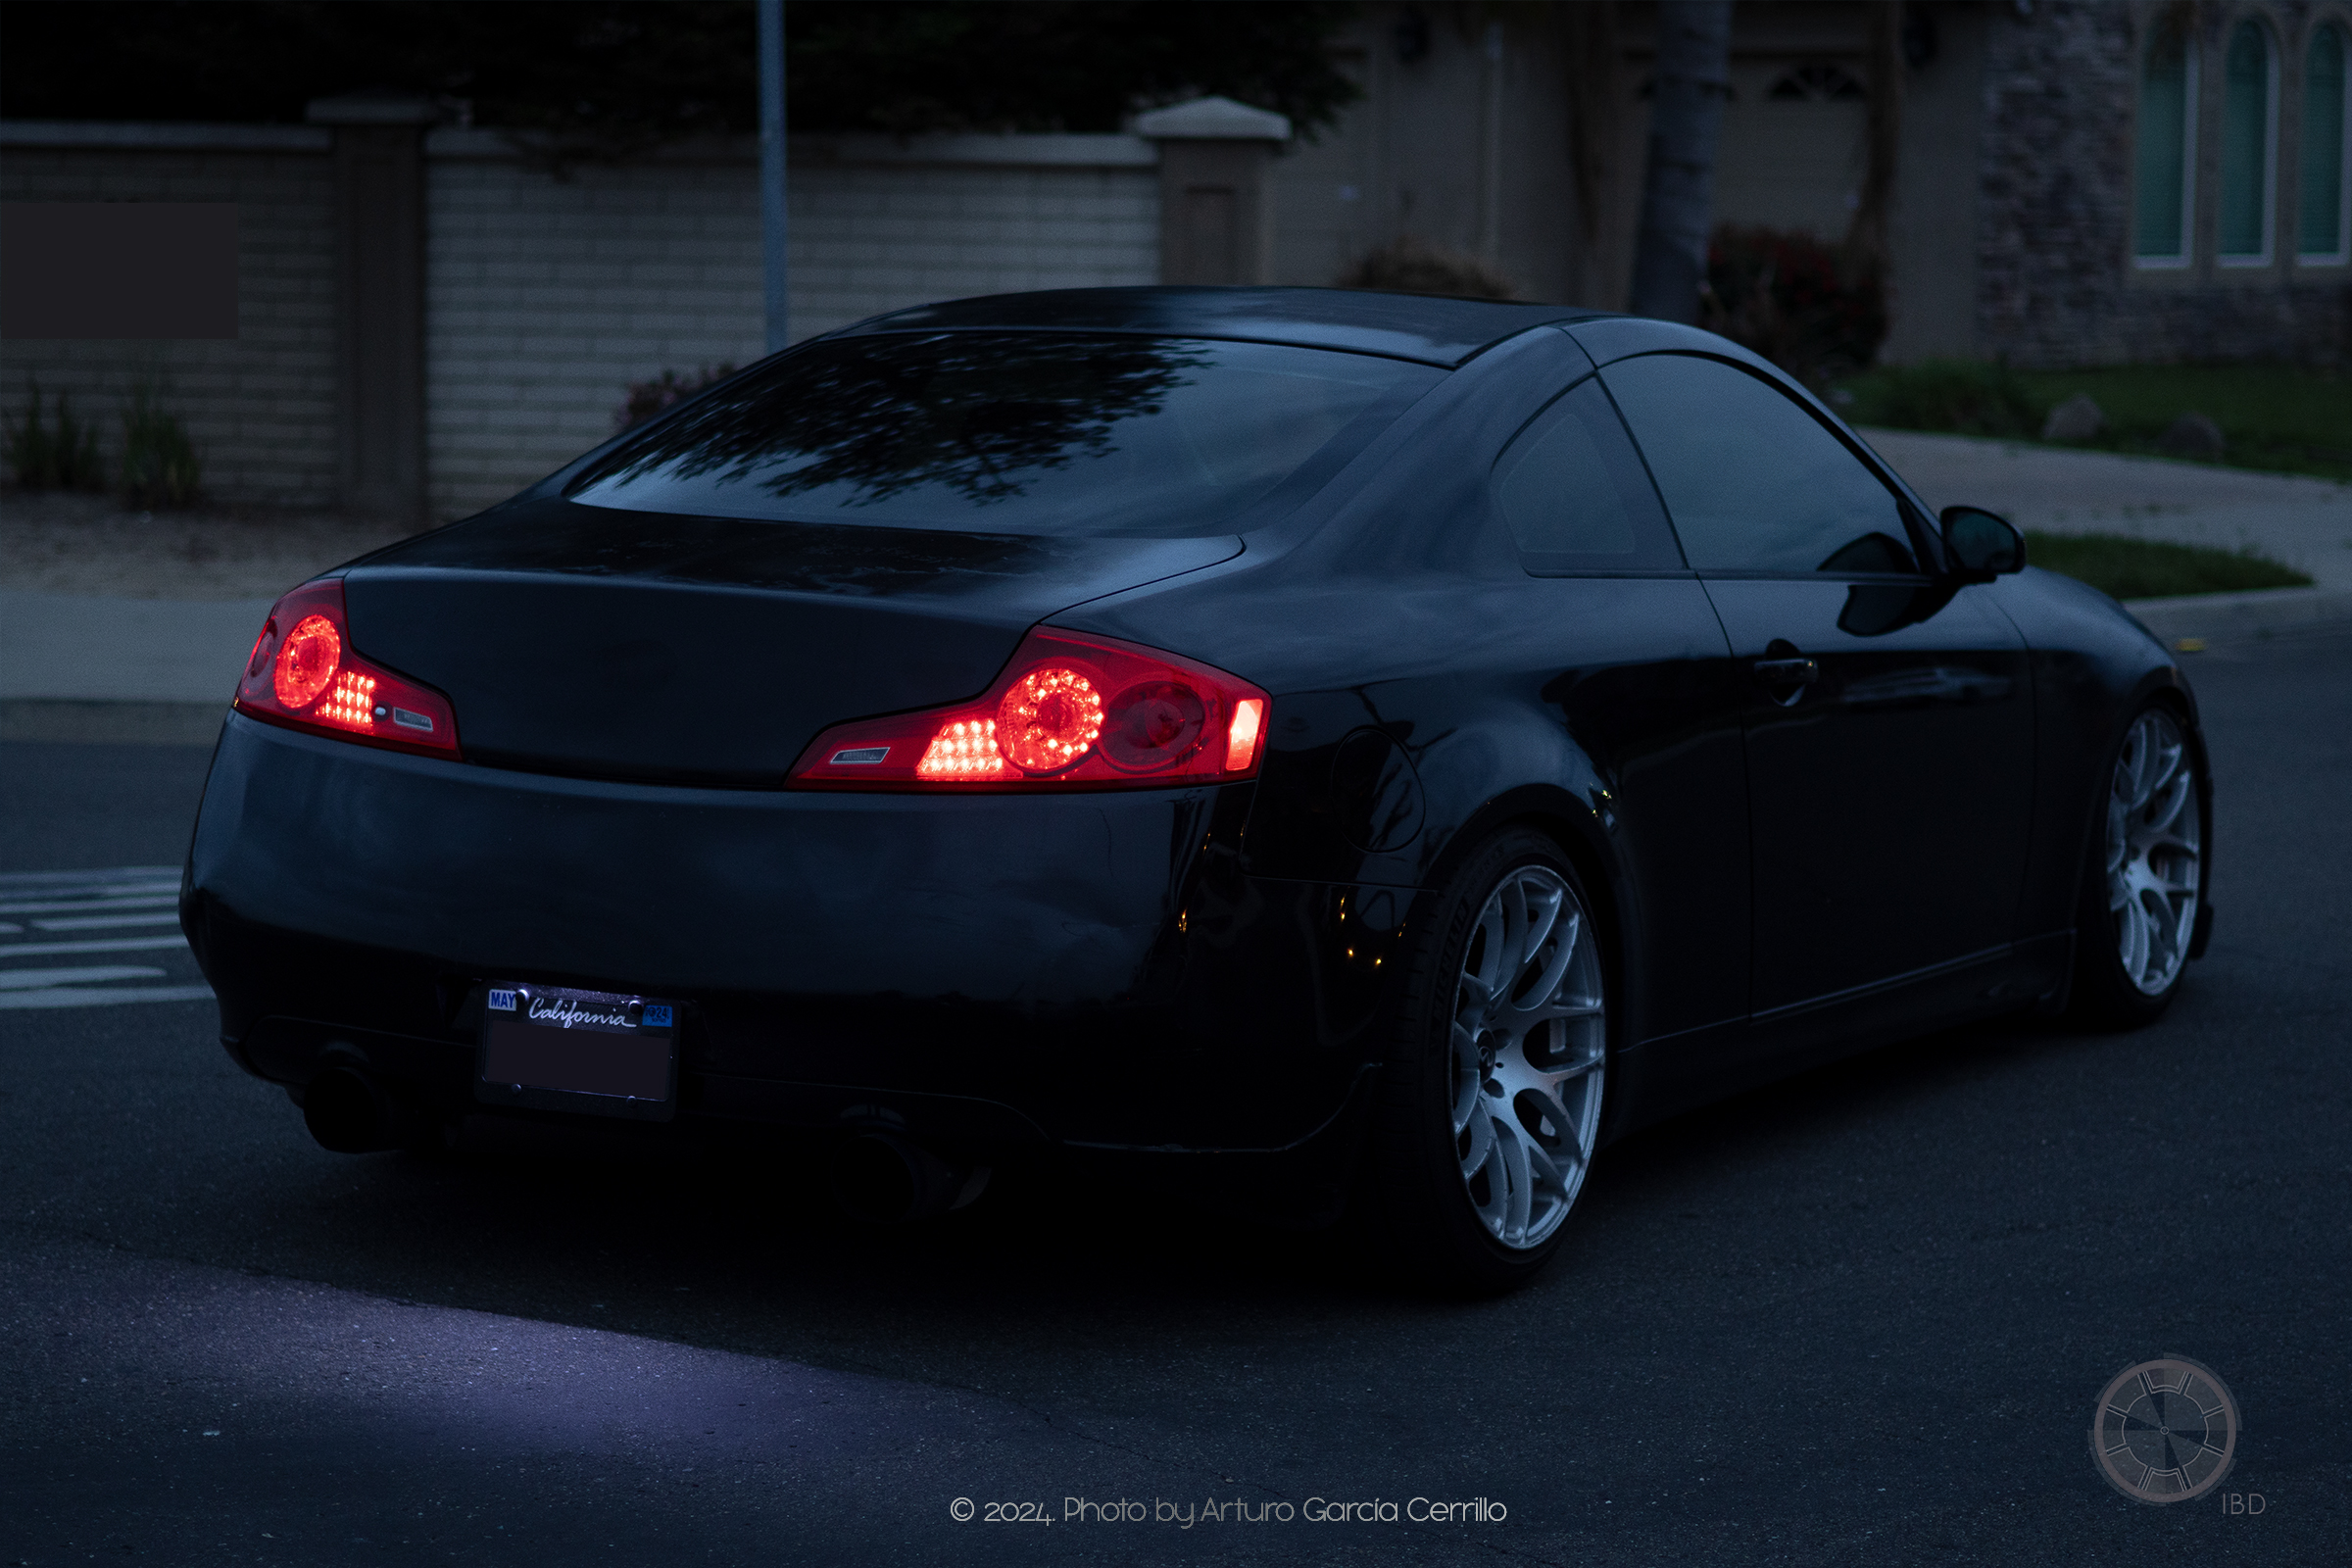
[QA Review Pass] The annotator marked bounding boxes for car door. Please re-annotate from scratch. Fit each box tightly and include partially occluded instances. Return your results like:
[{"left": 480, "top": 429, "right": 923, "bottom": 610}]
[
  {"left": 1486, "top": 372, "right": 1752, "bottom": 1052},
  {"left": 1599, "top": 351, "right": 2034, "bottom": 1021}
]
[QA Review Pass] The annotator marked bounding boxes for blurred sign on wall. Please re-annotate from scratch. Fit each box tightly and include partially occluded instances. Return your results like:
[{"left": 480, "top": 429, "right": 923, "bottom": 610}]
[{"left": 0, "top": 202, "right": 237, "bottom": 338}]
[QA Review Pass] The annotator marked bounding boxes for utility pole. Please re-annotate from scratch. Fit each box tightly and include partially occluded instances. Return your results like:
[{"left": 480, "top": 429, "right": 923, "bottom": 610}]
[{"left": 758, "top": 0, "right": 789, "bottom": 354}]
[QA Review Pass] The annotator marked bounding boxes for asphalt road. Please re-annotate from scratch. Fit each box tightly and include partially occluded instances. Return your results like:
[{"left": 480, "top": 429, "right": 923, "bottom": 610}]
[{"left": 4, "top": 630, "right": 2348, "bottom": 1566}]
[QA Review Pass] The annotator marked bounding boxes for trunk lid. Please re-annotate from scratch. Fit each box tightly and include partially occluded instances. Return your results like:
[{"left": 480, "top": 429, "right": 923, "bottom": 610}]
[{"left": 339, "top": 499, "right": 1241, "bottom": 785}]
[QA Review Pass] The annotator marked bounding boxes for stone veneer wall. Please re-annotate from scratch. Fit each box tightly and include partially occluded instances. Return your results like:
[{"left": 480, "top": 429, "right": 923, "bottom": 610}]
[{"left": 1977, "top": 0, "right": 2351, "bottom": 368}]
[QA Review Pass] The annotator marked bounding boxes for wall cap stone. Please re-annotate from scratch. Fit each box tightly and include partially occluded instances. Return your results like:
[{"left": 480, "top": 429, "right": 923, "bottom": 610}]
[
  {"left": 0, "top": 120, "right": 330, "bottom": 152},
  {"left": 420, "top": 126, "right": 1157, "bottom": 169},
  {"left": 305, "top": 91, "right": 445, "bottom": 126},
  {"left": 1132, "top": 95, "right": 1292, "bottom": 142}
]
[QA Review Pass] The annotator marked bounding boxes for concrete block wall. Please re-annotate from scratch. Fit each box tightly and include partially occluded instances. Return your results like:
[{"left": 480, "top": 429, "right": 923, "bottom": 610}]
[
  {"left": 423, "top": 130, "right": 1158, "bottom": 518},
  {"left": 0, "top": 125, "right": 340, "bottom": 507},
  {"left": 4, "top": 123, "right": 1157, "bottom": 516}
]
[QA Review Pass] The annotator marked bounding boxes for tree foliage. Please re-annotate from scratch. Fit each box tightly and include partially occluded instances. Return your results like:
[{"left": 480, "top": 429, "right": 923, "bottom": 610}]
[{"left": 0, "top": 1, "right": 1359, "bottom": 157}]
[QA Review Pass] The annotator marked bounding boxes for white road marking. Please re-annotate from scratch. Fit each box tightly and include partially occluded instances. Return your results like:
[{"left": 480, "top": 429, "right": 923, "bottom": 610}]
[
  {"left": 0, "top": 966, "right": 168, "bottom": 991},
  {"left": 0, "top": 868, "right": 202, "bottom": 1008},
  {"left": 1, "top": 935, "right": 190, "bottom": 957},
  {"left": 0, "top": 984, "right": 214, "bottom": 1010},
  {"left": 30, "top": 912, "right": 184, "bottom": 932},
  {"left": 0, "top": 866, "right": 178, "bottom": 889},
  {"left": 0, "top": 895, "right": 179, "bottom": 915}
]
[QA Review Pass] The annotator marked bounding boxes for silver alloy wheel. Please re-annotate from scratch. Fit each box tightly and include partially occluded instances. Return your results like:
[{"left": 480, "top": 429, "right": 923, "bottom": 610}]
[
  {"left": 1448, "top": 864, "right": 1605, "bottom": 1250},
  {"left": 2106, "top": 709, "right": 2202, "bottom": 996}
]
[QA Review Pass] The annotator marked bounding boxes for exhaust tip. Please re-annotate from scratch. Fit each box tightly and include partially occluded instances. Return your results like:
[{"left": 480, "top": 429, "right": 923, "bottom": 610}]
[
  {"left": 827, "top": 1132, "right": 990, "bottom": 1224},
  {"left": 302, "top": 1065, "right": 407, "bottom": 1153}
]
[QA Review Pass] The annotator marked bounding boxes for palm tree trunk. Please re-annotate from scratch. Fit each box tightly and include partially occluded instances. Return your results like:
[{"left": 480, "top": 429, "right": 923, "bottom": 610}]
[{"left": 1628, "top": 0, "right": 1734, "bottom": 322}]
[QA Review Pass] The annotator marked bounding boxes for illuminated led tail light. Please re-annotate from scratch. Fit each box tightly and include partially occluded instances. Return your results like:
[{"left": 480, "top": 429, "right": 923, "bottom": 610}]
[
  {"left": 232, "top": 579, "right": 461, "bottom": 759},
  {"left": 794, "top": 628, "right": 1271, "bottom": 791}
]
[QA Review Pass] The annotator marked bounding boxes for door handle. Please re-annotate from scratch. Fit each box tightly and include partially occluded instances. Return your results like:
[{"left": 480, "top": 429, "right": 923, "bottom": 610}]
[{"left": 1754, "top": 657, "right": 1819, "bottom": 685}]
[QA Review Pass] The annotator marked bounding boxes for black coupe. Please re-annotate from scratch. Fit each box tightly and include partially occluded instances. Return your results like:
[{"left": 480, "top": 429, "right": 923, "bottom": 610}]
[{"left": 181, "top": 288, "right": 2209, "bottom": 1291}]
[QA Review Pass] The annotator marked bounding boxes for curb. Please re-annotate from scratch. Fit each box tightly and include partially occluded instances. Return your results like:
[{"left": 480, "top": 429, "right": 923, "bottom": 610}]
[{"left": 2123, "top": 586, "right": 2352, "bottom": 650}]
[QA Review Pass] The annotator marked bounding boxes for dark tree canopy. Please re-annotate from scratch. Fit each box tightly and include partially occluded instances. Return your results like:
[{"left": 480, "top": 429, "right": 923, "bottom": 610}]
[{"left": 0, "top": 1, "right": 1360, "bottom": 157}]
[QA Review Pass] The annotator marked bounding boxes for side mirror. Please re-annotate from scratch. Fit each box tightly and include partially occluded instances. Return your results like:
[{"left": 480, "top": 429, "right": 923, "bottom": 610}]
[{"left": 1939, "top": 506, "right": 2025, "bottom": 581}]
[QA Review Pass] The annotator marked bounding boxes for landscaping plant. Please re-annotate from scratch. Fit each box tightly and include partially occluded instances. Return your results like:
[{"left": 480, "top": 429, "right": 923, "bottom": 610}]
[
  {"left": 1336, "top": 237, "right": 1517, "bottom": 300},
  {"left": 1700, "top": 225, "right": 1886, "bottom": 388},
  {"left": 119, "top": 381, "right": 203, "bottom": 508},
  {"left": 614, "top": 364, "right": 739, "bottom": 433},
  {"left": 4, "top": 379, "right": 107, "bottom": 491}
]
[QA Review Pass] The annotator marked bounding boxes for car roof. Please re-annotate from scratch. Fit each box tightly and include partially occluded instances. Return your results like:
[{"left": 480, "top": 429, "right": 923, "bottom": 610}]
[{"left": 829, "top": 286, "right": 1614, "bottom": 368}]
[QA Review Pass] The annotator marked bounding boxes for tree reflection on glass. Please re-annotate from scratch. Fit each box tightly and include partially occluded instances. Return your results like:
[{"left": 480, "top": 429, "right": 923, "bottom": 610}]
[
  {"left": 593, "top": 333, "right": 1204, "bottom": 507},
  {"left": 567, "top": 332, "right": 1425, "bottom": 536}
]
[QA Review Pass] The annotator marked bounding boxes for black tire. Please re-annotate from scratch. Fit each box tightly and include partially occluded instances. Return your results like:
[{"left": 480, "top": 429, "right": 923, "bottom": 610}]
[
  {"left": 1361, "top": 828, "right": 1610, "bottom": 1295},
  {"left": 2068, "top": 703, "right": 2204, "bottom": 1030}
]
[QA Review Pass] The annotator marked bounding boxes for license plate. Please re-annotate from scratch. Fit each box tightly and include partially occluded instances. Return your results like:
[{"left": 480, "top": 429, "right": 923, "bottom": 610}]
[{"left": 475, "top": 983, "right": 678, "bottom": 1121}]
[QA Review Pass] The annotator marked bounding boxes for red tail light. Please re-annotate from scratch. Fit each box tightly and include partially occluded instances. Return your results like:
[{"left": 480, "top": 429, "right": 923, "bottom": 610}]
[
  {"left": 793, "top": 628, "right": 1269, "bottom": 791},
  {"left": 233, "top": 579, "right": 462, "bottom": 760}
]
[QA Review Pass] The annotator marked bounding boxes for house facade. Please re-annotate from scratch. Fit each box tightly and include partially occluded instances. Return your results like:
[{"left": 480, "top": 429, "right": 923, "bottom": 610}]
[{"left": 1268, "top": 0, "right": 2350, "bottom": 367}]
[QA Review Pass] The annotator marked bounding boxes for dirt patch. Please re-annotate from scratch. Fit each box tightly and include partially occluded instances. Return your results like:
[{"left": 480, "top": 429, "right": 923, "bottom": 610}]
[{"left": 0, "top": 489, "right": 438, "bottom": 600}]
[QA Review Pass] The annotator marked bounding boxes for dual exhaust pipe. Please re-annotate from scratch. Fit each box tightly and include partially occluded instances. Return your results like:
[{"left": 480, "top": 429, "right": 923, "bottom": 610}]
[
  {"left": 826, "top": 1131, "right": 993, "bottom": 1224},
  {"left": 300, "top": 1064, "right": 428, "bottom": 1154},
  {"left": 303, "top": 1065, "right": 989, "bottom": 1223}
]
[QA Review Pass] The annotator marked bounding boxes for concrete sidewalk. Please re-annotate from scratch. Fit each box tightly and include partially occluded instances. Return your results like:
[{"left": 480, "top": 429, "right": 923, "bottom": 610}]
[
  {"left": 1857, "top": 428, "right": 2352, "bottom": 589},
  {"left": 0, "top": 589, "right": 263, "bottom": 742},
  {"left": 0, "top": 589, "right": 272, "bottom": 704}
]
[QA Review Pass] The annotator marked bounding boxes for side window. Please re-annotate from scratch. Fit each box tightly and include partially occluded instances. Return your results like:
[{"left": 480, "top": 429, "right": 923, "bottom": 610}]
[
  {"left": 1600, "top": 353, "right": 1918, "bottom": 574},
  {"left": 1491, "top": 376, "right": 1685, "bottom": 572}
]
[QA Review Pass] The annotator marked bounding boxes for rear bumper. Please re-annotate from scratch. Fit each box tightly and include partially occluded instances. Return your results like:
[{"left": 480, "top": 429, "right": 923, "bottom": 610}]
[{"left": 184, "top": 713, "right": 1419, "bottom": 1158}]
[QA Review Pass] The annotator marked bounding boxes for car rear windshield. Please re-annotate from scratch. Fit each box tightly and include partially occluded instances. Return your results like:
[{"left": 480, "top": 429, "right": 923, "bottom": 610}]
[{"left": 564, "top": 332, "right": 1441, "bottom": 537}]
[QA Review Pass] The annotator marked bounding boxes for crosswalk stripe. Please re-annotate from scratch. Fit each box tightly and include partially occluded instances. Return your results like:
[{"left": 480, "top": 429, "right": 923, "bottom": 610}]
[
  {"left": 0, "top": 868, "right": 204, "bottom": 1010},
  {"left": 31, "top": 912, "right": 185, "bottom": 932},
  {"left": 0, "top": 984, "right": 214, "bottom": 1010},
  {"left": 0, "top": 866, "right": 178, "bottom": 889},
  {"left": 0, "top": 935, "right": 190, "bottom": 958},
  {"left": 0, "top": 896, "right": 179, "bottom": 916},
  {"left": 0, "top": 966, "right": 168, "bottom": 991}
]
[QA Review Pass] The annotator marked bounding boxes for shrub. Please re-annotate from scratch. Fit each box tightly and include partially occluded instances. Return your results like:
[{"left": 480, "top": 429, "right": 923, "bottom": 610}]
[
  {"left": 1840, "top": 360, "right": 2046, "bottom": 438},
  {"left": 1336, "top": 237, "right": 1518, "bottom": 300},
  {"left": 4, "top": 380, "right": 107, "bottom": 491},
  {"left": 1700, "top": 225, "right": 1886, "bottom": 387},
  {"left": 615, "top": 364, "right": 739, "bottom": 433},
  {"left": 119, "top": 382, "right": 203, "bottom": 507}
]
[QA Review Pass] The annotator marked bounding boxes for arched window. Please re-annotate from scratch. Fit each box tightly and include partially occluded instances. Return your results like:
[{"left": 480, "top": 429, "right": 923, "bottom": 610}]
[
  {"left": 2301, "top": 23, "right": 2350, "bottom": 261},
  {"left": 2218, "top": 19, "right": 2278, "bottom": 263},
  {"left": 2134, "top": 17, "right": 2197, "bottom": 264}
]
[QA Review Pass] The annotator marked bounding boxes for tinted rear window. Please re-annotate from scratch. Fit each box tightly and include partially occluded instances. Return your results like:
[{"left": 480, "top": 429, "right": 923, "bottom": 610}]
[{"left": 566, "top": 333, "right": 1440, "bottom": 537}]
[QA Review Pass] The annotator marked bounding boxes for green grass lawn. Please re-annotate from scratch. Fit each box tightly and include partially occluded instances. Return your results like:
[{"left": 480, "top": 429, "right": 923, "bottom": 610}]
[
  {"left": 1838, "top": 361, "right": 2352, "bottom": 483},
  {"left": 2024, "top": 530, "right": 2316, "bottom": 600}
]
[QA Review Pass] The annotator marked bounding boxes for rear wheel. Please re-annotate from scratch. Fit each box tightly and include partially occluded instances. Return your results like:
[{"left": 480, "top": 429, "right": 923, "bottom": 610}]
[
  {"left": 2069, "top": 705, "right": 2203, "bottom": 1028},
  {"left": 1364, "top": 829, "right": 1607, "bottom": 1294}
]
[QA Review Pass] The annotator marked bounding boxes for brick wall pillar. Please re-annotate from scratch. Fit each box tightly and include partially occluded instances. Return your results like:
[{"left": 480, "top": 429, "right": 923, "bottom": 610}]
[
  {"left": 307, "top": 91, "right": 439, "bottom": 519},
  {"left": 1136, "top": 97, "right": 1292, "bottom": 285}
]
